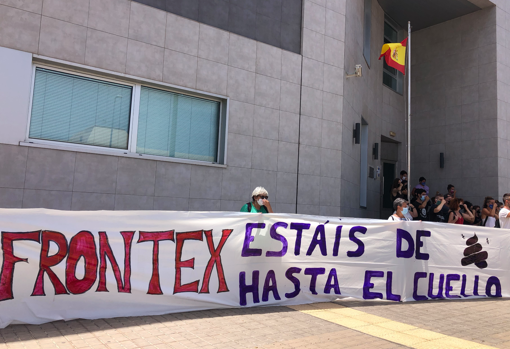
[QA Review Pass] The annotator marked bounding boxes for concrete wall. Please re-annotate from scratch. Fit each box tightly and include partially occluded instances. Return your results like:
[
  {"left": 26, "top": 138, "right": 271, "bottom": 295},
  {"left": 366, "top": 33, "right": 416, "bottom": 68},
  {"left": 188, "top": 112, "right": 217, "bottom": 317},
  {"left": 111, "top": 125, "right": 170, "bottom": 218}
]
[
  {"left": 0, "top": 0, "right": 407, "bottom": 217},
  {"left": 0, "top": 0, "right": 306, "bottom": 212},
  {"left": 495, "top": 3, "right": 510, "bottom": 200},
  {"left": 340, "top": 0, "right": 407, "bottom": 218},
  {"left": 295, "top": 0, "right": 346, "bottom": 216},
  {"left": 411, "top": 7, "right": 498, "bottom": 205}
]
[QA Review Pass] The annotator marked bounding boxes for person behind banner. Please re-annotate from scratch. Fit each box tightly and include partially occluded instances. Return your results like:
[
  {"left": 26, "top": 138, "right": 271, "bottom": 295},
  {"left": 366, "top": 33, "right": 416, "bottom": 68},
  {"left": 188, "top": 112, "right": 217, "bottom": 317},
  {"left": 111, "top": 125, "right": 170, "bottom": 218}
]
[
  {"left": 447, "top": 198, "right": 465, "bottom": 224},
  {"left": 471, "top": 205, "right": 482, "bottom": 226},
  {"left": 429, "top": 193, "right": 449, "bottom": 222},
  {"left": 411, "top": 188, "right": 431, "bottom": 221},
  {"left": 399, "top": 170, "right": 407, "bottom": 182},
  {"left": 444, "top": 193, "right": 453, "bottom": 206},
  {"left": 240, "top": 187, "right": 274, "bottom": 213},
  {"left": 458, "top": 198, "right": 475, "bottom": 224},
  {"left": 481, "top": 196, "right": 497, "bottom": 227},
  {"left": 495, "top": 201, "right": 503, "bottom": 228},
  {"left": 388, "top": 198, "right": 412, "bottom": 221},
  {"left": 463, "top": 201, "right": 480, "bottom": 226},
  {"left": 447, "top": 184, "right": 456, "bottom": 199},
  {"left": 499, "top": 193, "right": 510, "bottom": 229},
  {"left": 411, "top": 177, "right": 429, "bottom": 196},
  {"left": 393, "top": 202, "right": 416, "bottom": 220},
  {"left": 391, "top": 178, "right": 403, "bottom": 203}
]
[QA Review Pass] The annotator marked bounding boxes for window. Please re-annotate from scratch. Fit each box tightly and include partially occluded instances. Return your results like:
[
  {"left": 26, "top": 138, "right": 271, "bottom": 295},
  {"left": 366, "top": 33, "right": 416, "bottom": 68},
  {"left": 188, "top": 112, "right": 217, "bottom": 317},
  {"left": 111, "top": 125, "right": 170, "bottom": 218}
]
[
  {"left": 137, "top": 87, "right": 220, "bottom": 162},
  {"left": 30, "top": 68, "right": 132, "bottom": 149},
  {"left": 28, "top": 67, "right": 226, "bottom": 165},
  {"left": 383, "top": 18, "right": 404, "bottom": 94},
  {"left": 363, "top": 0, "right": 372, "bottom": 67}
]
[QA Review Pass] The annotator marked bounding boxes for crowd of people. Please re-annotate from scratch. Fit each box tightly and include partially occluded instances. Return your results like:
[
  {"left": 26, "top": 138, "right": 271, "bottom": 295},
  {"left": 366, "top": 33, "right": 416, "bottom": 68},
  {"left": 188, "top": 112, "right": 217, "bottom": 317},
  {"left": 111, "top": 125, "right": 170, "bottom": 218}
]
[
  {"left": 389, "top": 170, "right": 510, "bottom": 229},
  {"left": 241, "top": 181, "right": 510, "bottom": 230}
]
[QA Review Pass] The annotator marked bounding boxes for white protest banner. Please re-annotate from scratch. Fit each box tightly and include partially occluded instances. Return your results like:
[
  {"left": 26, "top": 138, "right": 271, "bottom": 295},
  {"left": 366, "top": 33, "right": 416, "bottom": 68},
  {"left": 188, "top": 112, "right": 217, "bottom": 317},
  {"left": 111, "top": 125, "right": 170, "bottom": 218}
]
[{"left": 0, "top": 209, "right": 508, "bottom": 328}]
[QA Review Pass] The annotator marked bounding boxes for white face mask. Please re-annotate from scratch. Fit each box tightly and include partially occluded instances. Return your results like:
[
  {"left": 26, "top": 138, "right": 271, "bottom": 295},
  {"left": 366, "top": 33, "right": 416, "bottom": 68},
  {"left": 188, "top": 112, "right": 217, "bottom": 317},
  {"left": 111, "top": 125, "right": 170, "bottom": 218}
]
[{"left": 257, "top": 198, "right": 264, "bottom": 206}]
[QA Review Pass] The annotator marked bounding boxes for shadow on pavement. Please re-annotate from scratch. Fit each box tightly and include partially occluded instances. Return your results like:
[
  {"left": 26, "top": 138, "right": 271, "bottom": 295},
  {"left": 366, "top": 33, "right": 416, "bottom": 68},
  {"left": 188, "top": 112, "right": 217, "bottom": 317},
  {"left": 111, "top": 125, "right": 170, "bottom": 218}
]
[{"left": 0, "top": 306, "right": 296, "bottom": 343}]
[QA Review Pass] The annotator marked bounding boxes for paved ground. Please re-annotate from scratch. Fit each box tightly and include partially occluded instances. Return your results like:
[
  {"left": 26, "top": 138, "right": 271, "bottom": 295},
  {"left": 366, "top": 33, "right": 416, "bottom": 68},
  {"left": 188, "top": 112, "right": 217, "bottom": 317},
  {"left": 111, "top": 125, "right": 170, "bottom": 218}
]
[{"left": 1, "top": 298, "right": 510, "bottom": 349}]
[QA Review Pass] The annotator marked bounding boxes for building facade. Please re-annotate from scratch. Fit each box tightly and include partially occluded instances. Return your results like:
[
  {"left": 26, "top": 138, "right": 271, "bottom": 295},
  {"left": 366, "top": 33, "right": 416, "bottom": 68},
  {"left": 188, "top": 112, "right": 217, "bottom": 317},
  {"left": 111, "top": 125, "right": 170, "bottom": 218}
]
[{"left": 0, "top": 0, "right": 503, "bottom": 218}]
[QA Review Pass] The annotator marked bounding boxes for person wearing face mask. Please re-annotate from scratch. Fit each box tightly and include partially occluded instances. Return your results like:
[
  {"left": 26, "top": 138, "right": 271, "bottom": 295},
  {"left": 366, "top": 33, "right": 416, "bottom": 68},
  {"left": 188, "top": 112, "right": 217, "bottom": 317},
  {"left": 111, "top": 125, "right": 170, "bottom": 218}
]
[
  {"left": 240, "top": 187, "right": 274, "bottom": 213},
  {"left": 411, "top": 177, "right": 429, "bottom": 196},
  {"left": 447, "top": 184, "right": 456, "bottom": 199},
  {"left": 481, "top": 196, "right": 497, "bottom": 227},
  {"left": 411, "top": 189, "right": 431, "bottom": 221},
  {"left": 388, "top": 198, "right": 412, "bottom": 221},
  {"left": 430, "top": 194, "right": 449, "bottom": 222}
]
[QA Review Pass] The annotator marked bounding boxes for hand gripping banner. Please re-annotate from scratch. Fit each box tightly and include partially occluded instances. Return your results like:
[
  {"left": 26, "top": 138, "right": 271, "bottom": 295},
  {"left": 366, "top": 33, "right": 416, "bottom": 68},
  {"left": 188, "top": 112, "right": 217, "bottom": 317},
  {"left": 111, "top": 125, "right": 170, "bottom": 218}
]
[{"left": 0, "top": 209, "right": 508, "bottom": 328}]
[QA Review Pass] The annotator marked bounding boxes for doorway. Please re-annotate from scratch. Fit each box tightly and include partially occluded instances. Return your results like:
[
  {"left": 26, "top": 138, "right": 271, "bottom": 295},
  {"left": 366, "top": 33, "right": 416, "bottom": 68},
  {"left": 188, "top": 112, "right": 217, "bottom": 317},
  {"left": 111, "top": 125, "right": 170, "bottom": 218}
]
[
  {"left": 380, "top": 136, "right": 400, "bottom": 218},
  {"left": 382, "top": 162, "right": 395, "bottom": 209}
]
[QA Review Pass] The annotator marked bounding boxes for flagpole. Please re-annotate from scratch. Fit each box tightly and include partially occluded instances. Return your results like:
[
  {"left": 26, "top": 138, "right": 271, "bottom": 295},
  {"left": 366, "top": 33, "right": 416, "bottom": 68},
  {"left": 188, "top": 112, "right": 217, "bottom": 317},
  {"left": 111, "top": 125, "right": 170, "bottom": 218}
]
[{"left": 407, "top": 21, "right": 411, "bottom": 203}]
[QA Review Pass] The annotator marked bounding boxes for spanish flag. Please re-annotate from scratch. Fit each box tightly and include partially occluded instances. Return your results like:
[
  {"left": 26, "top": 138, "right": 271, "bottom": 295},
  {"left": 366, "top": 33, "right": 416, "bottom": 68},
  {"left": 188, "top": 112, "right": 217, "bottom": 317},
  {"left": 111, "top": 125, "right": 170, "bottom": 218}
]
[{"left": 379, "top": 38, "right": 408, "bottom": 75}]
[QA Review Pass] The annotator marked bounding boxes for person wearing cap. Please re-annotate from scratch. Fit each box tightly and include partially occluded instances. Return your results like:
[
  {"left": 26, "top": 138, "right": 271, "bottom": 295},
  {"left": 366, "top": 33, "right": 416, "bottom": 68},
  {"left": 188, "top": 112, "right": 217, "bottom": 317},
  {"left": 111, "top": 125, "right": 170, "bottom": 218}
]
[
  {"left": 412, "top": 176, "right": 429, "bottom": 196},
  {"left": 240, "top": 187, "right": 274, "bottom": 213}
]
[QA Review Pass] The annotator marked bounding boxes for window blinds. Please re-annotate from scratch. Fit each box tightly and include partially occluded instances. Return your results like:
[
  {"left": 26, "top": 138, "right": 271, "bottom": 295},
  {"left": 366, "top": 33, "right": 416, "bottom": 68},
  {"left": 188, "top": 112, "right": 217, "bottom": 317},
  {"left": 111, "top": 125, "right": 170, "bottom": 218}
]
[
  {"left": 137, "top": 86, "right": 220, "bottom": 163},
  {"left": 30, "top": 68, "right": 132, "bottom": 149}
]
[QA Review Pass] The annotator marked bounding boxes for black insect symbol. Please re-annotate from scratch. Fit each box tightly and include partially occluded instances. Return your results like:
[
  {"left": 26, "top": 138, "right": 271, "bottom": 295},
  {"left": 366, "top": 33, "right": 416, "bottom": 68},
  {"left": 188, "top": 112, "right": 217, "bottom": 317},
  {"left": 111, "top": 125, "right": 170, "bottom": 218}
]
[
  {"left": 461, "top": 233, "right": 488, "bottom": 269},
  {"left": 462, "top": 234, "right": 465, "bottom": 239},
  {"left": 487, "top": 238, "right": 490, "bottom": 245}
]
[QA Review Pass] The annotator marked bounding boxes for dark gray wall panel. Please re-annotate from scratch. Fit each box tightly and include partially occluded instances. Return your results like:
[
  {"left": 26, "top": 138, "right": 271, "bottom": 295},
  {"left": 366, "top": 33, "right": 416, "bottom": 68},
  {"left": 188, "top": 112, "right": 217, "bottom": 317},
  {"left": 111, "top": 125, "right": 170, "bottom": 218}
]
[
  {"left": 377, "top": 0, "right": 480, "bottom": 31},
  {"left": 166, "top": 0, "right": 200, "bottom": 20},
  {"left": 138, "top": 0, "right": 166, "bottom": 11},
  {"left": 132, "top": 0, "right": 302, "bottom": 53},
  {"left": 257, "top": 14, "right": 281, "bottom": 47},
  {"left": 199, "top": 0, "right": 230, "bottom": 31},
  {"left": 228, "top": 4, "right": 257, "bottom": 40},
  {"left": 282, "top": 0, "right": 302, "bottom": 26},
  {"left": 281, "top": 21, "right": 301, "bottom": 52},
  {"left": 257, "top": 0, "right": 282, "bottom": 20}
]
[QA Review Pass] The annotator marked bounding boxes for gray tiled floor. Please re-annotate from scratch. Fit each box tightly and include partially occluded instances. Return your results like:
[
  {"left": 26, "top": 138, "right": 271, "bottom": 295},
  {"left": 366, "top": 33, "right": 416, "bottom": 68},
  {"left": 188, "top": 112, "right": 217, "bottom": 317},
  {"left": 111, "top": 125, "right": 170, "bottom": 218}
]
[
  {"left": 0, "top": 306, "right": 404, "bottom": 349},
  {"left": 3, "top": 298, "right": 510, "bottom": 348}
]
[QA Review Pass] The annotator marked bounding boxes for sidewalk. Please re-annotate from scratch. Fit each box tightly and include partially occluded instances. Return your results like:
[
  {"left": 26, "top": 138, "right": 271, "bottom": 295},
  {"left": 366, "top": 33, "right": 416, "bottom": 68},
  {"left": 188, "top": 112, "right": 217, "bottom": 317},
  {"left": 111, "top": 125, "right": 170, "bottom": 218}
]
[{"left": 1, "top": 298, "right": 509, "bottom": 349}]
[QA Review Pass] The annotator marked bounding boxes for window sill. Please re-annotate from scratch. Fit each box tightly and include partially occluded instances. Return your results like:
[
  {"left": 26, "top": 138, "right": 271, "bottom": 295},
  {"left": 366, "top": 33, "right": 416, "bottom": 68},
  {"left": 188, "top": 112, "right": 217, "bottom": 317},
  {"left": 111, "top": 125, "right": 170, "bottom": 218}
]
[{"left": 19, "top": 141, "right": 227, "bottom": 169}]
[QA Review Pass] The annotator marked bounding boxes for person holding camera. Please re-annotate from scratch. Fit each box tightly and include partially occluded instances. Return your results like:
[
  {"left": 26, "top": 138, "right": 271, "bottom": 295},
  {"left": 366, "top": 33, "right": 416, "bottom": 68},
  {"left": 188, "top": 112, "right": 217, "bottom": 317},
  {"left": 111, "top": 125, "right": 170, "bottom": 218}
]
[
  {"left": 471, "top": 205, "right": 482, "bottom": 226},
  {"left": 462, "top": 201, "right": 479, "bottom": 225},
  {"left": 411, "top": 188, "right": 431, "bottom": 221},
  {"left": 430, "top": 194, "right": 449, "bottom": 222},
  {"left": 481, "top": 196, "right": 497, "bottom": 227},
  {"left": 458, "top": 198, "right": 475, "bottom": 224},
  {"left": 391, "top": 178, "right": 403, "bottom": 202},
  {"left": 447, "top": 198, "right": 465, "bottom": 224}
]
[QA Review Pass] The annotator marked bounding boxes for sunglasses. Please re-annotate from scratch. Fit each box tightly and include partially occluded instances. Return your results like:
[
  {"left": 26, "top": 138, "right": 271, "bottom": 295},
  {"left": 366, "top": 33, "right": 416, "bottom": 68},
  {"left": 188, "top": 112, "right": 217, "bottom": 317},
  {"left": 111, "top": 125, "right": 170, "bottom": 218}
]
[{"left": 258, "top": 196, "right": 268, "bottom": 199}]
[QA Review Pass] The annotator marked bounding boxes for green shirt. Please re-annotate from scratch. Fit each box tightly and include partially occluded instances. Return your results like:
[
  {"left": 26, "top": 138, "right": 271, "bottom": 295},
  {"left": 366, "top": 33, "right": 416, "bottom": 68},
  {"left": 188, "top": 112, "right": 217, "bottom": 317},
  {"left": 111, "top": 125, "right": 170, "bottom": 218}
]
[{"left": 240, "top": 203, "right": 268, "bottom": 213}]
